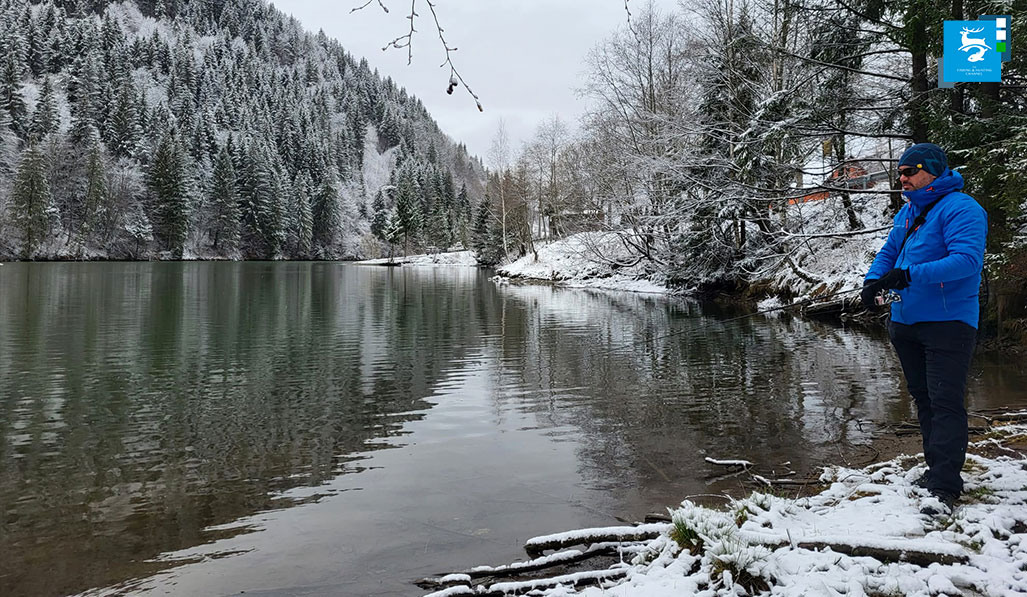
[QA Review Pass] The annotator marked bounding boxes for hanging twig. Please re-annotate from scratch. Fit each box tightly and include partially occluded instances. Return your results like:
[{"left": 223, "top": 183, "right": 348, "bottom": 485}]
[{"left": 352, "top": 0, "right": 483, "bottom": 111}]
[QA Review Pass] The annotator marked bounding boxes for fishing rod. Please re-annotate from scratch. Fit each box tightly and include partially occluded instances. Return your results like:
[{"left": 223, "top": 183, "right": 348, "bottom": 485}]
[{"left": 624, "top": 286, "right": 866, "bottom": 348}]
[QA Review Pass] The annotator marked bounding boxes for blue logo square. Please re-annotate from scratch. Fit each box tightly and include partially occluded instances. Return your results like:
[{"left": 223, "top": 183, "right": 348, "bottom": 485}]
[{"left": 943, "top": 21, "right": 1002, "bottom": 82}]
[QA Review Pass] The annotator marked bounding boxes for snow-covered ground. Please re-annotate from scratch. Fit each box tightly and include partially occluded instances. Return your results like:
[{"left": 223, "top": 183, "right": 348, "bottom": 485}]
[
  {"left": 497, "top": 232, "right": 668, "bottom": 294},
  {"left": 761, "top": 191, "right": 894, "bottom": 298},
  {"left": 423, "top": 419, "right": 1027, "bottom": 596},
  {"left": 356, "top": 250, "right": 480, "bottom": 266},
  {"left": 495, "top": 190, "right": 896, "bottom": 302}
]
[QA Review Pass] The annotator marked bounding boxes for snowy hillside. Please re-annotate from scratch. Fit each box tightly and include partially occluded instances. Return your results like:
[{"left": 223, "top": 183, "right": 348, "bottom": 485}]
[{"left": 0, "top": 0, "right": 484, "bottom": 260}]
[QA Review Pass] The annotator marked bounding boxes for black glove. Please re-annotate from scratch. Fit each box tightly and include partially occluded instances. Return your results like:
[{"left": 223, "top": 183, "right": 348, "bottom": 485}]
[
  {"left": 877, "top": 268, "right": 911, "bottom": 290},
  {"left": 861, "top": 279, "right": 881, "bottom": 311}
]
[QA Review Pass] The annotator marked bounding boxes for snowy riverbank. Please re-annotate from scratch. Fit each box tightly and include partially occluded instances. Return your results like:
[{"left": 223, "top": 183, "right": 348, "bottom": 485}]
[
  {"left": 494, "top": 191, "right": 895, "bottom": 306},
  {"left": 421, "top": 416, "right": 1027, "bottom": 596},
  {"left": 496, "top": 232, "right": 669, "bottom": 294},
  {"left": 356, "top": 250, "right": 480, "bottom": 266}
]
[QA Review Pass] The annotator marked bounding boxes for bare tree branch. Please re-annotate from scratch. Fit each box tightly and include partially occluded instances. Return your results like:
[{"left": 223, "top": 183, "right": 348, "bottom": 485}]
[
  {"left": 352, "top": 0, "right": 483, "bottom": 110},
  {"left": 772, "top": 46, "right": 909, "bottom": 82}
]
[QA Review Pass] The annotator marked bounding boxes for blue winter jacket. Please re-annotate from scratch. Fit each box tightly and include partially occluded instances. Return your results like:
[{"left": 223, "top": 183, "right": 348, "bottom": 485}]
[{"left": 865, "top": 169, "right": 987, "bottom": 328}]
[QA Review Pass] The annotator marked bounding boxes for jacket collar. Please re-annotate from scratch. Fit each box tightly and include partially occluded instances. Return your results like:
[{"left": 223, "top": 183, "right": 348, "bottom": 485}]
[{"left": 902, "top": 168, "right": 963, "bottom": 208}]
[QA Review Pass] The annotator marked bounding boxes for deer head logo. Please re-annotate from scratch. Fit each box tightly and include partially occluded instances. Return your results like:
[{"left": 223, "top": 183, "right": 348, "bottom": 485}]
[{"left": 959, "top": 27, "right": 992, "bottom": 62}]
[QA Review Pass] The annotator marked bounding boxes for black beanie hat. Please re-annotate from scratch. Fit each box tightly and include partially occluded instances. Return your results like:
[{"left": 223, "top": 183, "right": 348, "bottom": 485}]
[{"left": 898, "top": 143, "right": 948, "bottom": 177}]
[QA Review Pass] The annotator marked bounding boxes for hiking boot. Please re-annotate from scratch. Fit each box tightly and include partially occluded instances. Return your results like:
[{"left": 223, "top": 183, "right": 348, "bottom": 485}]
[
  {"left": 920, "top": 490, "right": 958, "bottom": 516},
  {"left": 913, "top": 472, "right": 929, "bottom": 489}
]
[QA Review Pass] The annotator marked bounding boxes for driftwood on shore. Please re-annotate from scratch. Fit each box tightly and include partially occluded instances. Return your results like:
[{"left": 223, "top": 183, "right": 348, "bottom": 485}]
[
  {"left": 802, "top": 296, "right": 854, "bottom": 318},
  {"left": 523, "top": 524, "right": 669, "bottom": 558},
  {"left": 739, "top": 533, "right": 969, "bottom": 567},
  {"left": 417, "top": 412, "right": 1026, "bottom": 596},
  {"left": 418, "top": 521, "right": 970, "bottom": 596}
]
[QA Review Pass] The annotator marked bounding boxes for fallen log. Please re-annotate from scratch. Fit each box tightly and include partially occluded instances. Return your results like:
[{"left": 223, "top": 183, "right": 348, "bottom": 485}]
[
  {"left": 704, "top": 467, "right": 750, "bottom": 485},
  {"left": 422, "top": 568, "right": 630, "bottom": 597},
  {"left": 705, "top": 457, "right": 753, "bottom": 468},
  {"left": 751, "top": 474, "right": 823, "bottom": 487},
  {"left": 793, "top": 540, "right": 968, "bottom": 567},
  {"left": 802, "top": 297, "right": 850, "bottom": 318},
  {"left": 741, "top": 531, "right": 970, "bottom": 567},
  {"left": 524, "top": 523, "right": 669, "bottom": 558},
  {"left": 485, "top": 568, "right": 629, "bottom": 596},
  {"left": 415, "top": 543, "right": 636, "bottom": 588}
]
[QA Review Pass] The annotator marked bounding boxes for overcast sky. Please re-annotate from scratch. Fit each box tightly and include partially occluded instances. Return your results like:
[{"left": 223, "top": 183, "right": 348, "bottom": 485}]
[{"left": 278, "top": 0, "right": 680, "bottom": 167}]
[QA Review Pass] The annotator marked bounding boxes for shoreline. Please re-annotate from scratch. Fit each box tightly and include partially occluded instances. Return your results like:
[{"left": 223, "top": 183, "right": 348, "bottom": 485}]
[{"left": 420, "top": 415, "right": 1027, "bottom": 596}]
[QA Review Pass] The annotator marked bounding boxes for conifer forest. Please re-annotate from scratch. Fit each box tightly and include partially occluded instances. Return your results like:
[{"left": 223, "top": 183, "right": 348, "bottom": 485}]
[{"left": 0, "top": 0, "right": 484, "bottom": 261}]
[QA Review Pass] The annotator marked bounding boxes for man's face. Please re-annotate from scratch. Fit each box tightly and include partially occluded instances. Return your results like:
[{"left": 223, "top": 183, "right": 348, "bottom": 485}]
[{"left": 899, "top": 166, "right": 937, "bottom": 191}]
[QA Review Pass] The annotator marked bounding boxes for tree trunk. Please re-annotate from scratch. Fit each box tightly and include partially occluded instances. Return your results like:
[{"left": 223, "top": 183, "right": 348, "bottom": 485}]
[
  {"left": 980, "top": 82, "right": 1001, "bottom": 118},
  {"left": 841, "top": 192, "right": 861, "bottom": 230},
  {"left": 907, "top": 2, "right": 930, "bottom": 143},
  {"left": 948, "top": 0, "right": 964, "bottom": 119}
]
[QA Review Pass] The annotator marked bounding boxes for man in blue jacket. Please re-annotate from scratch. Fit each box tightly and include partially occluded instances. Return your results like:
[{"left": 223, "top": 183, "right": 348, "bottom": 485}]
[{"left": 861, "top": 143, "right": 987, "bottom": 515}]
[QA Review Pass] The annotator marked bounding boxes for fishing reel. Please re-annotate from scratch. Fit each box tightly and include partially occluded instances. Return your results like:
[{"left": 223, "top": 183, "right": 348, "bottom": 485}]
[{"left": 875, "top": 290, "right": 901, "bottom": 307}]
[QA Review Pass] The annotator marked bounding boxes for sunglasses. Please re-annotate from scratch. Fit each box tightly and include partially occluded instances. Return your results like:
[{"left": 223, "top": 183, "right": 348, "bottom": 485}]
[{"left": 897, "top": 166, "right": 921, "bottom": 178}]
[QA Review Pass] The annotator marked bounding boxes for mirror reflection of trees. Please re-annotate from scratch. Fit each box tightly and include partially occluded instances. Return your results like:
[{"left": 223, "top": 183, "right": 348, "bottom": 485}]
[
  {"left": 0, "top": 263, "right": 497, "bottom": 596},
  {"left": 486, "top": 285, "right": 912, "bottom": 500}
]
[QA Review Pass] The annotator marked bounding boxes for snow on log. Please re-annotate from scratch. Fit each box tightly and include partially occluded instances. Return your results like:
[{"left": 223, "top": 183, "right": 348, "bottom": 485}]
[
  {"left": 704, "top": 457, "right": 753, "bottom": 468},
  {"left": 423, "top": 568, "right": 629, "bottom": 597},
  {"left": 422, "top": 585, "right": 476, "bottom": 597},
  {"left": 752, "top": 474, "right": 822, "bottom": 487},
  {"left": 740, "top": 531, "right": 970, "bottom": 566},
  {"left": 486, "top": 568, "right": 629, "bottom": 596},
  {"left": 524, "top": 523, "right": 669, "bottom": 557},
  {"left": 416, "top": 543, "right": 637, "bottom": 588}
]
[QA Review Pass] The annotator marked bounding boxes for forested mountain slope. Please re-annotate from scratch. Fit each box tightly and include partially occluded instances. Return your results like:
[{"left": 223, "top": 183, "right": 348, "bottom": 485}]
[{"left": 0, "top": 0, "right": 484, "bottom": 260}]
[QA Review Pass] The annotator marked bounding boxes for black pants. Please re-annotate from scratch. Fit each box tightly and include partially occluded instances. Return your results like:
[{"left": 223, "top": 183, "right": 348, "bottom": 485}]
[{"left": 889, "top": 320, "right": 976, "bottom": 496}]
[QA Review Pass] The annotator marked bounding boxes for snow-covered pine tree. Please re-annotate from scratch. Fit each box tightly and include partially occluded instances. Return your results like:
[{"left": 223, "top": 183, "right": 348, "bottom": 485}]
[
  {"left": 452, "top": 182, "right": 470, "bottom": 247},
  {"left": 12, "top": 142, "right": 55, "bottom": 258},
  {"left": 0, "top": 55, "right": 29, "bottom": 140},
  {"left": 68, "top": 50, "right": 104, "bottom": 146},
  {"left": 266, "top": 147, "right": 289, "bottom": 256},
  {"left": 312, "top": 167, "right": 341, "bottom": 256},
  {"left": 0, "top": 106, "right": 18, "bottom": 177},
  {"left": 291, "top": 169, "right": 314, "bottom": 258},
  {"left": 29, "top": 76, "right": 59, "bottom": 140},
  {"left": 472, "top": 195, "right": 502, "bottom": 266},
  {"left": 81, "top": 138, "right": 109, "bottom": 247},
  {"left": 426, "top": 201, "right": 450, "bottom": 252},
  {"left": 208, "top": 142, "right": 240, "bottom": 253},
  {"left": 26, "top": 4, "right": 50, "bottom": 77},
  {"left": 39, "top": 3, "right": 69, "bottom": 74},
  {"left": 238, "top": 139, "right": 275, "bottom": 257},
  {"left": 147, "top": 128, "right": 192, "bottom": 258},
  {"left": 106, "top": 78, "right": 141, "bottom": 158},
  {"left": 394, "top": 165, "right": 422, "bottom": 255}
]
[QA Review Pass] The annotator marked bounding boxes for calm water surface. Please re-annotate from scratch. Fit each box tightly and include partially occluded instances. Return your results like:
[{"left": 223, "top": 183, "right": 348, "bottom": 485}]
[{"left": 1, "top": 262, "right": 1024, "bottom": 596}]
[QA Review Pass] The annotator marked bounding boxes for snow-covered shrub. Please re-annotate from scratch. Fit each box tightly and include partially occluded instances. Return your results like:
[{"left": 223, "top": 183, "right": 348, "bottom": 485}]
[
  {"left": 669, "top": 501, "right": 738, "bottom": 554},
  {"left": 707, "top": 540, "right": 773, "bottom": 593}
]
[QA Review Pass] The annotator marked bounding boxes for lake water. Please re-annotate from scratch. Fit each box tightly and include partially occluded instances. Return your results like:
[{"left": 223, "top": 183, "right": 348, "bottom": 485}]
[{"left": 1, "top": 262, "right": 1024, "bottom": 596}]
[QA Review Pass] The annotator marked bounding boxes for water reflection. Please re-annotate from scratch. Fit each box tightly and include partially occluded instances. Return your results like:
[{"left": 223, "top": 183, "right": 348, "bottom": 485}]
[
  {"left": 0, "top": 263, "right": 494, "bottom": 596},
  {"left": 483, "top": 286, "right": 913, "bottom": 507},
  {"left": 0, "top": 263, "right": 1024, "bottom": 596}
]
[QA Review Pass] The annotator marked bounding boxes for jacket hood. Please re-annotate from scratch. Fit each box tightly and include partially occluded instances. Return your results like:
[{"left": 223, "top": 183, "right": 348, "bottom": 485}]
[{"left": 903, "top": 168, "right": 964, "bottom": 207}]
